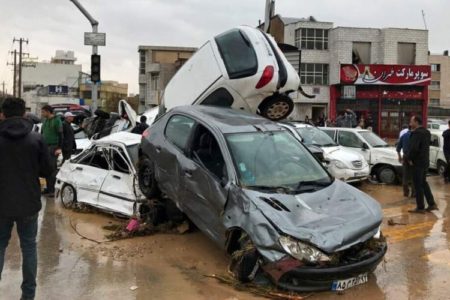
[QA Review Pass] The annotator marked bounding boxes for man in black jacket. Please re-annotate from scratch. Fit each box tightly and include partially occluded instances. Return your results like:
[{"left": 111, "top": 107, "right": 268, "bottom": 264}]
[
  {"left": 407, "top": 116, "right": 437, "bottom": 213},
  {"left": 0, "top": 98, "right": 52, "bottom": 300},
  {"left": 61, "top": 112, "right": 82, "bottom": 164}
]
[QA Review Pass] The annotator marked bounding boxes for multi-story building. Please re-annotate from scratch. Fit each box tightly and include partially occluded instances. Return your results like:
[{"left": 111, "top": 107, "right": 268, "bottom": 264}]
[
  {"left": 268, "top": 16, "right": 430, "bottom": 137},
  {"left": 138, "top": 46, "right": 197, "bottom": 112},
  {"left": 429, "top": 52, "right": 450, "bottom": 108},
  {"left": 79, "top": 80, "right": 128, "bottom": 112},
  {"left": 22, "top": 50, "right": 82, "bottom": 113}
]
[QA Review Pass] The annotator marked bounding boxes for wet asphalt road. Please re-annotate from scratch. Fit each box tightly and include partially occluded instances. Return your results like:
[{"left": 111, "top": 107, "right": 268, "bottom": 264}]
[{"left": 1, "top": 175, "right": 450, "bottom": 300}]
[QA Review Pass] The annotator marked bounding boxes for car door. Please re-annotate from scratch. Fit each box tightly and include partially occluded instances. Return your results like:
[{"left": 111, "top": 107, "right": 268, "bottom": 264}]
[
  {"left": 337, "top": 131, "right": 370, "bottom": 163},
  {"left": 98, "top": 144, "right": 138, "bottom": 216},
  {"left": 154, "top": 114, "right": 196, "bottom": 202},
  {"left": 429, "top": 134, "right": 440, "bottom": 169},
  {"left": 70, "top": 146, "right": 111, "bottom": 207},
  {"left": 180, "top": 123, "right": 229, "bottom": 245}
]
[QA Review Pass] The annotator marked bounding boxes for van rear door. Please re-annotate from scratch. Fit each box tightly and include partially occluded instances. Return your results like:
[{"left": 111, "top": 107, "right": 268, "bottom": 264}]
[{"left": 163, "top": 42, "right": 222, "bottom": 111}]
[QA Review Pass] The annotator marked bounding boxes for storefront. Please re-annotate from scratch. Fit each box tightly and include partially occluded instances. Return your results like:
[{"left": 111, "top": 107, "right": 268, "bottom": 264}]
[{"left": 330, "top": 64, "right": 431, "bottom": 138}]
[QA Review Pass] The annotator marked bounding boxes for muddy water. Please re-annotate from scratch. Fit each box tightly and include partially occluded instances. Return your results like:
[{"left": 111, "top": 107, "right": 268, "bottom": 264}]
[{"left": 1, "top": 175, "right": 450, "bottom": 299}]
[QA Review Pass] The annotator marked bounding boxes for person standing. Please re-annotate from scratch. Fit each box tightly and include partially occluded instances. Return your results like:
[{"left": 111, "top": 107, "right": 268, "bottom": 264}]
[
  {"left": 396, "top": 126, "right": 415, "bottom": 198},
  {"left": 61, "top": 112, "right": 81, "bottom": 164},
  {"left": 443, "top": 120, "right": 450, "bottom": 183},
  {"left": 336, "top": 109, "right": 357, "bottom": 128},
  {"left": 0, "top": 98, "right": 51, "bottom": 300},
  {"left": 40, "top": 105, "right": 63, "bottom": 197},
  {"left": 131, "top": 115, "right": 149, "bottom": 135},
  {"left": 407, "top": 116, "right": 437, "bottom": 213}
]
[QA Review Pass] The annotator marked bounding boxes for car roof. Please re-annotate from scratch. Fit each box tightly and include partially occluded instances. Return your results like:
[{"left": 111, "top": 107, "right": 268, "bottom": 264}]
[
  {"left": 320, "top": 127, "right": 370, "bottom": 133},
  {"left": 288, "top": 122, "right": 316, "bottom": 129},
  {"left": 96, "top": 132, "right": 141, "bottom": 146},
  {"left": 171, "top": 106, "right": 285, "bottom": 134}
]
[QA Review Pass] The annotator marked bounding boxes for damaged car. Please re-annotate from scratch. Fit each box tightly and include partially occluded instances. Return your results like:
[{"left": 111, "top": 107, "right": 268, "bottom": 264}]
[
  {"left": 55, "top": 132, "right": 150, "bottom": 218},
  {"left": 160, "top": 26, "right": 300, "bottom": 121},
  {"left": 139, "top": 106, "right": 387, "bottom": 292}
]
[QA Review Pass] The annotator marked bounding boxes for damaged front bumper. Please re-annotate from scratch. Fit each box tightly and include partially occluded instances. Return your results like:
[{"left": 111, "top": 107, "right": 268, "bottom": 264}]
[{"left": 262, "top": 238, "right": 387, "bottom": 292}]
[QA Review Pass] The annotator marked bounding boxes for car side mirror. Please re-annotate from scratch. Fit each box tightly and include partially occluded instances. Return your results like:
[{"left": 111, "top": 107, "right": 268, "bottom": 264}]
[{"left": 362, "top": 143, "right": 369, "bottom": 150}]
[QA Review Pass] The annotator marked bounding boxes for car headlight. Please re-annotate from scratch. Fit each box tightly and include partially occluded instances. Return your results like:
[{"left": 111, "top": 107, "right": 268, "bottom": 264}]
[
  {"left": 374, "top": 227, "right": 381, "bottom": 239},
  {"left": 279, "top": 236, "right": 330, "bottom": 263},
  {"left": 331, "top": 160, "right": 347, "bottom": 169}
]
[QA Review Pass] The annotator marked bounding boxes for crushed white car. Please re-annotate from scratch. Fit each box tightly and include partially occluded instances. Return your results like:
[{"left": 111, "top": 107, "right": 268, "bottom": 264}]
[{"left": 55, "top": 132, "right": 149, "bottom": 218}]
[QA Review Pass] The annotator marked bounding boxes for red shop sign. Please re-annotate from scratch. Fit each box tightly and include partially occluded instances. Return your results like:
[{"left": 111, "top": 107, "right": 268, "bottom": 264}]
[{"left": 340, "top": 64, "right": 431, "bottom": 86}]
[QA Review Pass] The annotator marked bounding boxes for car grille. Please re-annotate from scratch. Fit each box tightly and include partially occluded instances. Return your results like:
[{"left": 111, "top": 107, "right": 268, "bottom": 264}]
[{"left": 352, "top": 160, "right": 363, "bottom": 169}]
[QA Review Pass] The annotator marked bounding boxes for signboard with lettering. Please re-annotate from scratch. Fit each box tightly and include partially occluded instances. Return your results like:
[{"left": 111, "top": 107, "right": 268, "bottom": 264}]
[
  {"left": 48, "top": 85, "right": 68, "bottom": 95},
  {"left": 340, "top": 64, "right": 431, "bottom": 86},
  {"left": 84, "top": 32, "right": 106, "bottom": 46}
]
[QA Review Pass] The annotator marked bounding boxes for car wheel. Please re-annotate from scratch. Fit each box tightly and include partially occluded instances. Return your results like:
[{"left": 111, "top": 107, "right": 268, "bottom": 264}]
[
  {"left": 140, "top": 201, "right": 164, "bottom": 226},
  {"left": 138, "top": 158, "right": 160, "bottom": 198},
  {"left": 229, "top": 234, "right": 260, "bottom": 283},
  {"left": 437, "top": 160, "right": 447, "bottom": 176},
  {"left": 258, "top": 94, "right": 294, "bottom": 121},
  {"left": 61, "top": 184, "right": 77, "bottom": 208},
  {"left": 377, "top": 166, "right": 397, "bottom": 184}
]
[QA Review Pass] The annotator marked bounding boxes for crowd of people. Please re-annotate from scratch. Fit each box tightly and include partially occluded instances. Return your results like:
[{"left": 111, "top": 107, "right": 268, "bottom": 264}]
[{"left": 303, "top": 109, "right": 374, "bottom": 130}]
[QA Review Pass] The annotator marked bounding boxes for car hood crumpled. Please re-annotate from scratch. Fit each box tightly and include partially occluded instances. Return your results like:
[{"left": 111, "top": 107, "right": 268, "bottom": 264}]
[{"left": 246, "top": 180, "right": 382, "bottom": 254}]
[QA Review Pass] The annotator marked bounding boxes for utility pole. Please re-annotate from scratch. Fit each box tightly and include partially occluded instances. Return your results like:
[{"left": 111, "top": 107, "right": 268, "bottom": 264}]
[
  {"left": 69, "top": 0, "right": 102, "bottom": 112},
  {"left": 1, "top": 81, "right": 5, "bottom": 97},
  {"left": 13, "top": 38, "right": 29, "bottom": 98},
  {"left": 7, "top": 50, "right": 18, "bottom": 97}
]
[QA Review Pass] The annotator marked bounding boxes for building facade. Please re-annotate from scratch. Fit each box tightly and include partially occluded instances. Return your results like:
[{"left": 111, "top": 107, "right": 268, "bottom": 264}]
[
  {"left": 79, "top": 80, "right": 128, "bottom": 112},
  {"left": 138, "top": 46, "right": 197, "bottom": 112},
  {"left": 269, "top": 16, "right": 430, "bottom": 137},
  {"left": 429, "top": 53, "right": 450, "bottom": 108}
]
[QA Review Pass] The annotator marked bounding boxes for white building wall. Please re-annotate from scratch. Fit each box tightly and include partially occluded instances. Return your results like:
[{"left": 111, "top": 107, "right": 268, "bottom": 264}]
[{"left": 22, "top": 62, "right": 81, "bottom": 89}]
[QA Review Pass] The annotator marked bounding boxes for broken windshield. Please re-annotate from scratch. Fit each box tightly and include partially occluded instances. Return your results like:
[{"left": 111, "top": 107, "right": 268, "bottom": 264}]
[
  {"left": 226, "top": 131, "right": 331, "bottom": 191},
  {"left": 359, "top": 131, "right": 388, "bottom": 148},
  {"left": 296, "top": 127, "right": 337, "bottom": 147}
]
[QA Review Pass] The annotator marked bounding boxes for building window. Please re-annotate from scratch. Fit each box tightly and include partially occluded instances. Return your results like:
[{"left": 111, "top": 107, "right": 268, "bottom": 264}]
[
  {"left": 431, "top": 64, "right": 441, "bottom": 72},
  {"left": 139, "top": 51, "right": 146, "bottom": 75},
  {"left": 300, "top": 63, "right": 329, "bottom": 85},
  {"left": 151, "top": 74, "right": 159, "bottom": 90},
  {"left": 352, "top": 42, "right": 371, "bottom": 64},
  {"left": 397, "top": 43, "right": 416, "bottom": 65},
  {"left": 430, "top": 81, "right": 440, "bottom": 90},
  {"left": 430, "top": 99, "right": 440, "bottom": 106},
  {"left": 295, "top": 28, "right": 328, "bottom": 50}
]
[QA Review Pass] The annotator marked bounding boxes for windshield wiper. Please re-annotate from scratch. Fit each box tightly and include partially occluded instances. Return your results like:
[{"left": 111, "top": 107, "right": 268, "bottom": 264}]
[
  {"left": 295, "top": 180, "right": 331, "bottom": 193},
  {"left": 245, "top": 185, "right": 292, "bottom": 193},
  {"left": 323, "top": 143, "right": 338, "bottom": 147},
  {"left": 373, "top": 144, "right": 389, "bottom": 148}
]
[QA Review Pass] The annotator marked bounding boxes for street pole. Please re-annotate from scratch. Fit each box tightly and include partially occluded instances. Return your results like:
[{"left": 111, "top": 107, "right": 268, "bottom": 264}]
[
  {"left": 69, "top": 0, "right": 99, "bottom": 112},
  {"left": 14, "top": 38, "right": 29, "bottom": 98},
  {"left": 1, "top": 81, "right": 5, "bottom": 97},
  {"left": 12, "top": 50, "right": 17, "bottom": 97}
]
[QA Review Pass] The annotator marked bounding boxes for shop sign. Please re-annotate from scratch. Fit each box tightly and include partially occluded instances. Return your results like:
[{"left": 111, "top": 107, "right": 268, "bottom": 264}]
[{"left": 340, "top": 64, "right": 431, "bottom": 86}]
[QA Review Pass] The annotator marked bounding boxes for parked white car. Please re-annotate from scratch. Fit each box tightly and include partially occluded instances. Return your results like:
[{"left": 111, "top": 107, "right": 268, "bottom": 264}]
[
  {"left": 430, "top": 129, "right": 448, "bottom": 175},
  {"left": 161, "top": 26, "right": 300, "bottom": 121},
  {"left": 428, "top": 119, "right": 448, "bottom": 131},
  {"left": 284, "top": 123, "right": 370, "bottom": 183},
  {"left": 321, "top": 128, "right": 402, "bottom": 184},
  {"left": 55, "top": 132, "right": 149, "bottom": 218}
]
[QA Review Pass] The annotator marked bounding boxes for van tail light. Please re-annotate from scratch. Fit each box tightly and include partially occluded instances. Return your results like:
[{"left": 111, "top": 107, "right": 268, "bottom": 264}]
[
  {"left": 142, "top": 128, "right": 150, "bottom": 138},
  {"left": 255, "top": 66, "right": 274, "bottom": 89}
]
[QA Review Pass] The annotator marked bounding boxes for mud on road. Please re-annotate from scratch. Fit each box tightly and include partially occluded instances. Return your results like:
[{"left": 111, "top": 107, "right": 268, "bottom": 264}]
[{"left": 2, "top": 175, "right": 450, "bottom": 300}]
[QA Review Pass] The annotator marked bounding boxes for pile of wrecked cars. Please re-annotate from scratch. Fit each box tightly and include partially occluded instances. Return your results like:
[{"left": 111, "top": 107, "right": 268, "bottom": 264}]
[{"left": 56, "top": 26, "right": 387, "bottom": 293}]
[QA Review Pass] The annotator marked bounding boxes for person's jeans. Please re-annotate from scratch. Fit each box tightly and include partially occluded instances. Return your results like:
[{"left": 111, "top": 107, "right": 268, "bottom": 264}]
[
  {"left": 0, "top": 214, "right": 38, "bottom": 300},
  {"left": 45, "top": 145, "right": 58, "bottom": 193},
  {"left": 402, "top": 161, "right": 415, "bottom": 197},
  {"left": 412, "top": 166, "right": 436, "bottom": 210}
]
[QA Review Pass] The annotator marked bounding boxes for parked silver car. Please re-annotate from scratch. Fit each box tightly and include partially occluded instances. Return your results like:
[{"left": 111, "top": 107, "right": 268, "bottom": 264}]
[{"left": 138, "top": 106, "right": 386, "bottom": 292}]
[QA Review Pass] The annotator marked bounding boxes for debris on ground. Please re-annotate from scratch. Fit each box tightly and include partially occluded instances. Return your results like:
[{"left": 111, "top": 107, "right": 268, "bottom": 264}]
[
  {"left": 206, "top": 274, "right": 312, "bottom": 300},
  {"left": 103, "top": 220, "right": 184, "bottom": 241},
  {"left": 387, "top": 218, "right": 407, "bottom": 226},
  {"left": 129, "top": 285, "right": 138, "bottom": 291}
]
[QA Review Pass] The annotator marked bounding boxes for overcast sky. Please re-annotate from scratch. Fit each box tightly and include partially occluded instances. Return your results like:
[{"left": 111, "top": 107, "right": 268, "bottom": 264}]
[{"left": 0, "top": 0, "right": 449, "bottom": 95}]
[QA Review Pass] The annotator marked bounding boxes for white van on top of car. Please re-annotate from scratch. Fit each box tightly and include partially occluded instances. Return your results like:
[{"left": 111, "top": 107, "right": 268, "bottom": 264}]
[
  {"left": 321, "top": 127, "right": 402, "bottom": 184},
  {"left": 161, "top": 25, "right": 300, "bottom": 121}
]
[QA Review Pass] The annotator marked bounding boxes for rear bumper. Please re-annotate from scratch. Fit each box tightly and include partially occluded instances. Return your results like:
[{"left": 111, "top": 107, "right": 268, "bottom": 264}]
[{"left": 265, "top": 243, "right": 387, "bottom": 292}]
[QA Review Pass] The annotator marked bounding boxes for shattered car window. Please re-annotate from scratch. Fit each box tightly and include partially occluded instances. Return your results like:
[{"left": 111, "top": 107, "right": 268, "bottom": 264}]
[
  {"left": 226, "top": 131, "right": 331, "bottom": 191},
  {"left": 165, "top": 115, "right": 196, "bottom": 150},
  {"left": 296, "top": 127, "right": 337, "bottom": 147},
  {"left": 76, "top": 146, "right": 111, "bottom": 170}
]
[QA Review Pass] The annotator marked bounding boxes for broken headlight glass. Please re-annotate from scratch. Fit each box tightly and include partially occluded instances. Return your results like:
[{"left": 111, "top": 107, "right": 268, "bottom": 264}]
[{"left": 279, "top": 236, "right": 330, "bottom": 263}]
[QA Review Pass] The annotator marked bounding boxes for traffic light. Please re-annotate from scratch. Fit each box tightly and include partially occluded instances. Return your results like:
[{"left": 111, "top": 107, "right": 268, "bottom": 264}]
[{"left": 91, "top": 54, "right": 101, "bottom": 83}]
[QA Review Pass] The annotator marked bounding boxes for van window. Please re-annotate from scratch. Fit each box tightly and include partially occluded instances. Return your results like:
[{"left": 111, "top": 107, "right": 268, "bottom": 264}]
[
  {"left": 201, "top": 88, "right": 234, "bottom": 107},
  {"left": 165, "top": 115, "right": 195, "bottom": 150},
  {"left": 322, "top": 129, "right": 335, "bottom": 140},
  {"left": 215, "top": 29, "right": 258, "bottom": 79},
  {"left": 338, "top": 131, "right": 364, "bottom": 148},
  {"left": 431, "top": 135, "right": 440, "bottom": 148}
]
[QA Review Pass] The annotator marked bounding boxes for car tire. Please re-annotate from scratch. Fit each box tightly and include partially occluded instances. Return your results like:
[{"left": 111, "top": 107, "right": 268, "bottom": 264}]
[
  {"left": 229, "top": 234, "right": 260, "bottom": 283},
  {"left": 376, "top": 166, "right": 397, "bottom": 184},
  {"left": 61, "top": 184, "right": 77, "bottom": 208},
  {"left": 138, "top": 158, "right": 160, "bottom": 199},
  {"left": 140, "top": 202, "right": 164, "bottom": 226},
  {"left": 258, "top": 94, "right": 294, "bottom": 121},
  {"left": 437, "top": 160, "right": 447, "bottom": 176}
]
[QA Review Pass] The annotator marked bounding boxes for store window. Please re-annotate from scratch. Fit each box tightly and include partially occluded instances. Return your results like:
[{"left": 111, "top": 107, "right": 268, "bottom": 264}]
[
  {"left": 430, "top": 99, "right": 440, "bottom": 106},
  {"left": 139, "top": 51, "right": 146, "bottom": 75},
  {"left": 300, "top": 63, "right": 329, "bottom": 85},
  {"left": 431, "top": 64, "right": 441, "bottom": 72},
  {"left": 430, "top": 81, "right": 440, "bottom": 90},
  {"left": 295, "top": 28, "right": 329, "bottom": 50},
  {"left": 352, "top": 42, "right": 371, "bottom": 64},
  {"left": 397, "top": 43, "right": 416, "bottom": 65}
]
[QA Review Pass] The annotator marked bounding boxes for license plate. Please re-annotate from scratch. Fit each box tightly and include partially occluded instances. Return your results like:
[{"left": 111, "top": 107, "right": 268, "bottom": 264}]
[
  {"left": 354, "top": 172, "right": 366, "bottom": 177},
  {"left": 331, "top": 273, "right": 368, "bottom": 291}
]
